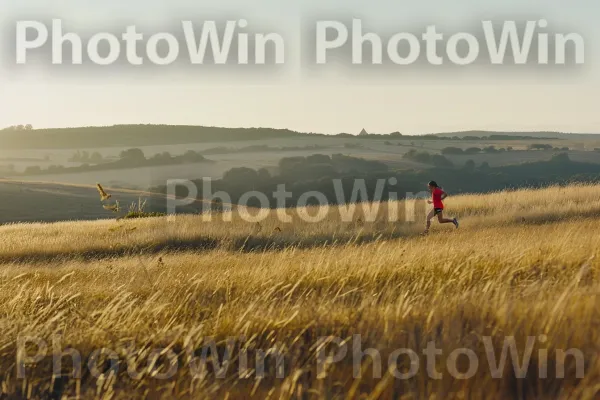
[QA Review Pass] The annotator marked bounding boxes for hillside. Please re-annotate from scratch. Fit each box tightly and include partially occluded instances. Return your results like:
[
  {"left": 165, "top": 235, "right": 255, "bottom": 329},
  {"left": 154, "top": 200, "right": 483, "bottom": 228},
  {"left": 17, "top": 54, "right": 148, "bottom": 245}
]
[
  {"left": 1, "top": 125, "right": 306, "bottom": 149},
  {"left": 0, "top": 180, "right": 199, "bottom": 224},
  {"left": 4, "top": 124, "right": 600, "bottom": 150},
  {"left": 433, "top": 130, "right": 600, "bottom": 139},
  {"left": 0, "top": 184, "right": 599, "bottom": 398}
]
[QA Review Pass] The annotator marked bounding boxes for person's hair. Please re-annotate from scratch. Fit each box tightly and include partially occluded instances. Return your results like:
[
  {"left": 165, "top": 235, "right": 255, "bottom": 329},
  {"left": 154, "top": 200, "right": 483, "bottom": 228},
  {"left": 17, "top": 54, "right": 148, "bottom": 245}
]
[{"left": 428, "top": 180, "right": 439, "bottom": 188}]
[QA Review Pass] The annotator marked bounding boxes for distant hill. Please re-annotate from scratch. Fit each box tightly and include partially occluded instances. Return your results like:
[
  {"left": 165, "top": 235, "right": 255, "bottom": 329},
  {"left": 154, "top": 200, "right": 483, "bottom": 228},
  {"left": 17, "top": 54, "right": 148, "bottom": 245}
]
[
  {"left": 1, "top": 125, "right": 309, "bottom": 149},
  {"left": 431, "top": 130, "right": 600, "bottom": 139},
  {"left": 3, "top": 125, "right": 600, "bottom": 150}
]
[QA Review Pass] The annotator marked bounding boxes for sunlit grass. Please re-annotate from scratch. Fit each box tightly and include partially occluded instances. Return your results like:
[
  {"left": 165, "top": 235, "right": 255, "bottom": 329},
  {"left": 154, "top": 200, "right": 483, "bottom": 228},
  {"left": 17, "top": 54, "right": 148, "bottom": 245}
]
[{"left": 0, "top": 184, "right": 599, "bottom": 398}]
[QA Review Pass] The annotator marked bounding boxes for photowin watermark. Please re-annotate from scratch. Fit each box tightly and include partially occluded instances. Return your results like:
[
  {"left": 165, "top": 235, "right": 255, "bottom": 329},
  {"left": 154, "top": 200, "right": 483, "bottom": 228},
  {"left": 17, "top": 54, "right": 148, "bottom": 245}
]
[
  {"left": 11, "top": 18, "right": 584, "bottom": 67},
  {"left": 313, "top": 19, "right": 584, "bottom": 66},
  {"left": 16, "top": 334, "right": 585, "bottom": 382},
  {"left": 164, "top": 177, "right": 431, "bottom": 224},
  {"left": 316, "top": 335, "right": 584, "bottom": 380},
  {"left": 13, "top": 19, "right": 285, "bottom": 66}
]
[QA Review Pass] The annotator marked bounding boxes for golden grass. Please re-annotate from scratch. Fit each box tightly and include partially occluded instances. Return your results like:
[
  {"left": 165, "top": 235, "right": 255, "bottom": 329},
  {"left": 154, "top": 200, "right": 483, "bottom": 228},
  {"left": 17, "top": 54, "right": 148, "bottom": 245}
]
[
  {"left": 1, "top": 184, "right": 600, "bottom": 398},
  {"left": 2, "top": 184, "right": 599, "bottom": 262}
]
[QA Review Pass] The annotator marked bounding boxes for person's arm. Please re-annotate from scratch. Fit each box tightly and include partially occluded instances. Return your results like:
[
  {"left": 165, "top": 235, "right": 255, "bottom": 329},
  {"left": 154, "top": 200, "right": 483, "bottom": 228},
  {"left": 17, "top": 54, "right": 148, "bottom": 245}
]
[{"left": 440, "top": 191, "right": 448, "bottom": 200}]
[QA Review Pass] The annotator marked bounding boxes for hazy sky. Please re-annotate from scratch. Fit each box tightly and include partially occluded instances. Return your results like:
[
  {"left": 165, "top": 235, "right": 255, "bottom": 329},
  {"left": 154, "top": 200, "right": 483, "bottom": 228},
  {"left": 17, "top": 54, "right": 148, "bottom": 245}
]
[{"left": 0, "top": 0, "right": 598, "bottom": 134}]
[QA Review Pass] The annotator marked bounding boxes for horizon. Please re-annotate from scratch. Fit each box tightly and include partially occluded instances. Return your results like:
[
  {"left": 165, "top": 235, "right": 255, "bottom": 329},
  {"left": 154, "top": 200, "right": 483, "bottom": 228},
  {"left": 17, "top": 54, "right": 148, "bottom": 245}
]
[{"left": 1, "top": 122, "right": 598, "bottom": 137}]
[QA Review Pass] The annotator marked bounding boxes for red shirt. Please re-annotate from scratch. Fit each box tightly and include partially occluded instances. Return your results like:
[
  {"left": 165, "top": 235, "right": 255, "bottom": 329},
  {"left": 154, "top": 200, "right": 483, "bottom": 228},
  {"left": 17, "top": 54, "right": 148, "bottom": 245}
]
[{"left": 432, "top": 188, "right": 445, "bottom": 209}]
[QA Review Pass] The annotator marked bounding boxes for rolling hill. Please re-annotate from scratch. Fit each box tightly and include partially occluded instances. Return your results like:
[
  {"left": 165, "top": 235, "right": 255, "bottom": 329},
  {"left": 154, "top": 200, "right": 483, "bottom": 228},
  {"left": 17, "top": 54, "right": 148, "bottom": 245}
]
[
  {"left": 1, "top": 125, "right": 306, "bottom": 149},
  {"left": 0, "top": 179, "right": 200, "bottom": 224},
  {"left": 3, "top": 124, "right": 600, "bottom": 150},
  {"left": 432, "top": 130, "right": 600, "bottom": 139}
]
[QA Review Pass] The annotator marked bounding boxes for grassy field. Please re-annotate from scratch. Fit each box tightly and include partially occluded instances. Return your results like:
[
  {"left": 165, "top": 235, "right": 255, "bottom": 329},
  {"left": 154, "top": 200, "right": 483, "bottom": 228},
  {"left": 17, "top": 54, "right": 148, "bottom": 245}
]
[{"left": 1, "top": 184, "right": 600, "bottom": 399}]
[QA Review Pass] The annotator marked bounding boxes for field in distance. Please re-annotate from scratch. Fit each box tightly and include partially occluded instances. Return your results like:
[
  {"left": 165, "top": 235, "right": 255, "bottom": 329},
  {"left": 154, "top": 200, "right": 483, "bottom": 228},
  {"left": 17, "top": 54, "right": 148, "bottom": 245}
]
[
  {"left": 0, "top": 184, "right": 599, "bottom": 398},
  {"left": 3, "top": 127, "right": 600, "bottom": 189}
]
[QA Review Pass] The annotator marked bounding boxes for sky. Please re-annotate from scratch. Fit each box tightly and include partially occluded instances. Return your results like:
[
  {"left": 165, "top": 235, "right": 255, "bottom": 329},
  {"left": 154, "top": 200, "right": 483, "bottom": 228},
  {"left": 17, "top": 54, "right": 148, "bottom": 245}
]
[{"left": 0, "top": 0, "right": 598, "bottom": 135}]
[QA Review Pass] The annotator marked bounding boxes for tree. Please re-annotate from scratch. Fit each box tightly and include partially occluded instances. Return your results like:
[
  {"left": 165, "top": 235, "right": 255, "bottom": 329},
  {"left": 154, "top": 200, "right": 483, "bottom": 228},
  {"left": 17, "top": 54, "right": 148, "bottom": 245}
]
[
  {"left": 181, "top": 150, "right": 205, "bottom": 163},
  {"left": 463, "top": 159, "right": 476, "bottom": 171},
  {"left": 431, "top": 155, "right": 454, "bottom": 168},
  {"left": 119, "top": 148, "right": 146, "bottom": 163},
  {"left": 279, "top": 157, "right": 305, "bottom": 174},
  {"left": 529, "top": 144, "right": 553, "bottom": 151},
  {"left": 257, "top": 168, "right": 271, "bottom": 181},
  {"left": 305, "top": 154, "right": 331, "bottom": 164},
  {"left": 483, "top": 146, "right": 499, "bottom": 154},
  {"left": 302, "top": 164, "right": 337, "bottom": 178},
  {"left": 465, "top": 147, "right": 481, "bottom": 154},
  {"left": 90, "top": 152, "right": 103, "bottom": 164},
  {"left": 151, "top": 152, "right": 172, "bottom": 163},
  {"left": 441, "top": 147, "right": 464, "bottom": 155},
  {"left": 25, "top": 124, "right": 33, "bottom": 130},
  {"left": 223, "top": 167, "right": 259, "bottom": 185}
]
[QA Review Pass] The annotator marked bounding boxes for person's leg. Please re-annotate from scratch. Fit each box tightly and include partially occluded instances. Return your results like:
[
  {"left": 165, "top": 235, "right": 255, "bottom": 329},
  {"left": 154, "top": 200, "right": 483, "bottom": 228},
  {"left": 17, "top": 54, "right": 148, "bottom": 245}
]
[
  {"left": 436, "top": 210, "right": 455, "bottom": 224},
  {"left": 424, "top": 209, "right": 435, "bottom": 233},
  {"left": 437, "top": 210, "right": 459, "bottom": 228}
]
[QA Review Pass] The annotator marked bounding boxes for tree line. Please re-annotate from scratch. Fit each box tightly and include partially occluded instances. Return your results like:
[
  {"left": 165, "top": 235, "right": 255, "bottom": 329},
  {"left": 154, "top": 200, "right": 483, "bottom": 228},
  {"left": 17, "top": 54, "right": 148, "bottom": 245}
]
[
  {"left": 22, "top": 148, "right": 211, "bottom": 176},
  {"left": 154, "top": 152, "right": 600, "bottom": 209}
]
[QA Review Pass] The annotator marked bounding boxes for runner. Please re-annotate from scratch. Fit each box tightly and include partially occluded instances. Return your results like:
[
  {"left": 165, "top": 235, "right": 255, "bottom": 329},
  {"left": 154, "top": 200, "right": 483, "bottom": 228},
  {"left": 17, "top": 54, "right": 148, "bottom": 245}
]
[{"left": 423, "top": 181, "right": 459, "bottom": 235}]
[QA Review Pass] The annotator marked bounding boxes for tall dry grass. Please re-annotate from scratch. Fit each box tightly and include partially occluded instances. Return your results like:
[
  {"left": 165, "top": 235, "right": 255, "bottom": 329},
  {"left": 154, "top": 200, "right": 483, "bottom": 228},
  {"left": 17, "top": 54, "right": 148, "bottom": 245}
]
[
  {"left": 1, "top": 183, "right": 599, "bottom": 262},
  {"left": 0, "top": 184, "right": 599, "bottom": 398}
]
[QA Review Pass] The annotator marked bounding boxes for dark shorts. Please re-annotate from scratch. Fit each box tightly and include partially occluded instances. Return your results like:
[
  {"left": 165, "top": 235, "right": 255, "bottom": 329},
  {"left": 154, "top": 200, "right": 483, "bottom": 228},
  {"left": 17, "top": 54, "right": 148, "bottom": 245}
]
[{"left": 434, "top": 208, "right": 444, "bottom": 215}]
